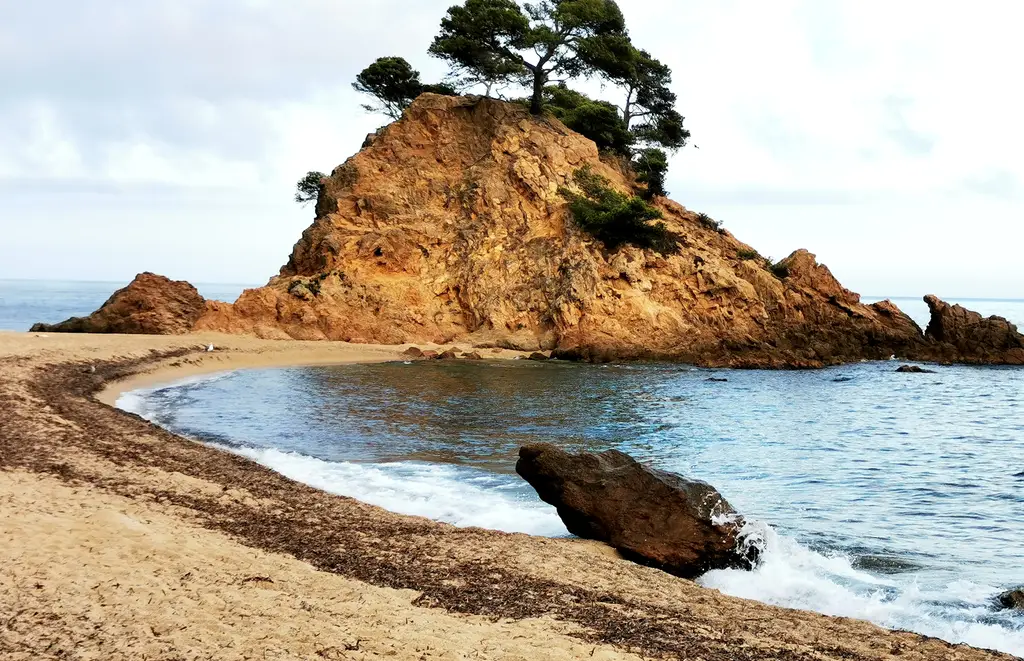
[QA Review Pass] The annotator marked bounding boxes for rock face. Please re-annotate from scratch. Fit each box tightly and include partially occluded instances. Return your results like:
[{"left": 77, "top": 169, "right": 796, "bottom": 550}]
[
  {"left": 515, "top": 443, "right": 753, "bottom": 578},
  {"left": 30, "top": 273, "right": 205, "bottom": 335},
  {"left": 31, "top": 95, "right": 1024, "bottom": 368},
  {"left": 923, "top": 295, "right": 1024, "bottom": 365}
]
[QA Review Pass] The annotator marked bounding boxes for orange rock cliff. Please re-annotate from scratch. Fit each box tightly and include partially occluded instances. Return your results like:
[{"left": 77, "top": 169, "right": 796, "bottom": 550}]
[{"left": 33, "top": 95, "right": 1024, "bottom": 367}]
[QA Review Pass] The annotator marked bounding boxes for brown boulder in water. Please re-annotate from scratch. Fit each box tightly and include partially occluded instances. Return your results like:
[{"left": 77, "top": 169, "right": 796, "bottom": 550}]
[
  {"left": 996, "top": 588, "right": 1024, "bottom": 611},
  {"left": 515, "top": 443, "right": 754, "bottom": 578},
  {"left": 30, "top": 273, "right": 205, "bottom": 335}
]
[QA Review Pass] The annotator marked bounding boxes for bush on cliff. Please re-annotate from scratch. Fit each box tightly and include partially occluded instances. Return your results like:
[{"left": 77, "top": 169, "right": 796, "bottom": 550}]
[
  {"left": 632, "top": 147, "right": 669, "bottom": 199},
  {"left": 560, "top": 167, "right": 680, "bottom": 254},
  {"left": 768, "top": 259, "right": 790, "bottom": 279},
  {"left": 294, "top": 171, "right": 326, "bottom": 206},
  {"left": 353, "top": 56, "right": 456, "bottom": 120},
  {"left": 538, "top": 86, "right": 634, "bottom": 155}
]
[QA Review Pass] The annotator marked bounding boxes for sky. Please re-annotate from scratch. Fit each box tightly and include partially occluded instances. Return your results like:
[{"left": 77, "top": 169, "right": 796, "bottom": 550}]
[{"left": 0, "top": 1, "right": 1021, "bottom": 298}]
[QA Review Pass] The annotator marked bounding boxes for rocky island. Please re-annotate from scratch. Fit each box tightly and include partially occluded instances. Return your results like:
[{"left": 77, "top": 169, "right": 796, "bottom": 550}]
[{"left": 32, "top": 95, "right": 1024, "bottom": 368}]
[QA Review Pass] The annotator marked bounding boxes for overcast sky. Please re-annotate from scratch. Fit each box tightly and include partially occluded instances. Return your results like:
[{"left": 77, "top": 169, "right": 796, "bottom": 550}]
[{"left": 1, "top": 1, "right": 1021, "bottom": 298}]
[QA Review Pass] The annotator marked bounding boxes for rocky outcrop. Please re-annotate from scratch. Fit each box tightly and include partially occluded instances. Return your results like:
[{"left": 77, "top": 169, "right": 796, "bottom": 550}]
[
  {"left": 922, "top": 295, "right": 1024, "bottom": 365},
  {"left": 515, "top": 443, "right": 754, "bottom": 578},
  {"left": 30, "top": 273, "right": 205, "bottom": 335},
  {"left": 30, "top": 95, "right": 1024, "bottom": 368},
  {"left": 997, "top": 589, "right": 1024, "bottom": 610},
  {"left": 190, "top": 94, "right": 934, "bottom": 367},
  {"left": 896, "top": 365, "right": 936, "bottom": 373}
]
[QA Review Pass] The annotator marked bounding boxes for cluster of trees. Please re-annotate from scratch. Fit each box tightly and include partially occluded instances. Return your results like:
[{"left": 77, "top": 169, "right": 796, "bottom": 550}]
[
  {"left": 290, "top": 2, "right": 690, "bottom": 251},
  {"left": 352, "top": 0, "right": 689, "bottom": 201}
]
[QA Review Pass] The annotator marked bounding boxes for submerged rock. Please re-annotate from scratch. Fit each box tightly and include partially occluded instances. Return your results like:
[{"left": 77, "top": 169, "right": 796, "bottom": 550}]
[
  {"left": 996, "top": 588, "right": 1024, "bottom": 610},
  {"left": 515, "top": 443, "right": 754, "bottom": 578},
  {"left": 895, "top": 365, "right": 936, "bottom": 373},
  {"left": 30, "top": 273, "right": 205, "bottom": 335},
  {"left": 528, "top": 352, "right": 550, "bottom": 361}
]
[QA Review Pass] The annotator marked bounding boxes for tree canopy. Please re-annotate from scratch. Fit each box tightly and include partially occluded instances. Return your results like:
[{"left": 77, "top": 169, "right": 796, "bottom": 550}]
[
  {"left": 352, "top": 57, "right": 456, "bottom": 120},
  {"left": 429, "top": 0, "right": 631, "bottom": 114},
  {"left": 608, "top": 48, "right": 690, "bottom": 151},
  {"left": 347, "top": 2, "right": 690, "bottom": 206}
]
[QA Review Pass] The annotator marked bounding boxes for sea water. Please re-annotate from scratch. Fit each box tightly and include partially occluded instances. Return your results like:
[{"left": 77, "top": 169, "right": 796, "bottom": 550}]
[{"left": 119, "top": 360, "right": 1024, "bottom": 656}]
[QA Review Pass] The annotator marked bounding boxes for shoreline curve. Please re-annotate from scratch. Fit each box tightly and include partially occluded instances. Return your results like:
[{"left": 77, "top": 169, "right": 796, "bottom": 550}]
[{"left": 0, "top": 331, "right": 1016, "bottom": 660}]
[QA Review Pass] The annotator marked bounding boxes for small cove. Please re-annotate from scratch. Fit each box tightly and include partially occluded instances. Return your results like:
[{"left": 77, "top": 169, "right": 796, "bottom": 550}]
[{"left": 120, "top": 358, "right": 1024, "bottom": 656}]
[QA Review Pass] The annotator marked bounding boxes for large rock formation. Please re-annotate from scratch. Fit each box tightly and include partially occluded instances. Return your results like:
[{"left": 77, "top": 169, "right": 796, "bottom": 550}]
[
  {"left": 30, "top": 273, "right": 205, "bottom": 335},
  {"left": 516, "top": 444, "right": 754, "bottom": 578},
  {"left": 191, "top": 94, "right": 930, "bottom": 366},
  {"left": 922, "top": 295, "right": 1024, "bottom": 365},
  {"left": 31, "top": 94, "right": 1024, "bottom": 367}
]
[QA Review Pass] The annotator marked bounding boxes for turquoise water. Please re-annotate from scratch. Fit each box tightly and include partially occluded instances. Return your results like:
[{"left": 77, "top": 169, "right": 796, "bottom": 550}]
[
  {"left": 122, "top": 359, "right": 1024, "bottom": 656},
  {"left": 0, "top": 279, "right": 252, "bottom": 331}
]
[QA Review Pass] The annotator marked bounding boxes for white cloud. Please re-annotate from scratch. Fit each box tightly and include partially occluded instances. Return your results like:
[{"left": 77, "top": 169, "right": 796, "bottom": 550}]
[{"left": 0, "top": 0, "right": 1021, "bottom": 297}]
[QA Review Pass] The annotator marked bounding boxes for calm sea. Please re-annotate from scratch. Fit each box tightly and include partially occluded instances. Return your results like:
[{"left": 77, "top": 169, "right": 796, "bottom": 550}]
[
  {"left": 3, "top": 281, "right": 1023, "bottom": 655},
  {"left": 122, "top": 359, "right": 1024, "bottom": 656}
]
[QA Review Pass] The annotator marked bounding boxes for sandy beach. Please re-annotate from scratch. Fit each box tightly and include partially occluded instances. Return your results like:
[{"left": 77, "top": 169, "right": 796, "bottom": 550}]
[{"left": 0, "top": 331, "right": 1015, "bottom": 661}]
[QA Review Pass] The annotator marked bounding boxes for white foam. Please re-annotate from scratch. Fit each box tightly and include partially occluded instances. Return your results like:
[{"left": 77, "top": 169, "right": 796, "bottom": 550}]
[
  {"left": 116, "top": 380, "right": 1024, "bottom": 656},
  {"left": 217, "top": 444, "right": 569, "bottom": 536},
  {"left": 699, "top": 522, "right": 1024, "bottom": 656},
  {"left": 115, "top": 371, "right": 235, "bottom": 417}
]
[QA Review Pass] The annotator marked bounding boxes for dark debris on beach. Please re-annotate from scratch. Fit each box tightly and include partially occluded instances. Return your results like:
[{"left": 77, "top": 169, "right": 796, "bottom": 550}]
[{"left": 0, "top": 350, "right": 1014, "bottom": 661}]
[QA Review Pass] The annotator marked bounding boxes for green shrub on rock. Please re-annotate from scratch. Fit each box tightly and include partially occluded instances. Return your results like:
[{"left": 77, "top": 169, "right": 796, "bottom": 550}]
[{"left": 560, "top": 166, "right": 680, "bottom": 254}]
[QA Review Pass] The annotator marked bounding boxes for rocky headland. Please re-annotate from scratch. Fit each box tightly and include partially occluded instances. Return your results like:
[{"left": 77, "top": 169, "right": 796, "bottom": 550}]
[{"left": 32, "top": 94, "right": 1024, "bottom": 367}]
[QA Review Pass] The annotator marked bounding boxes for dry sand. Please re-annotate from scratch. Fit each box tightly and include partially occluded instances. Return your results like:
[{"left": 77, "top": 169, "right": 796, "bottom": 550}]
[{"left": 0, "top": 332, "right": 1015, "bottom": 660}]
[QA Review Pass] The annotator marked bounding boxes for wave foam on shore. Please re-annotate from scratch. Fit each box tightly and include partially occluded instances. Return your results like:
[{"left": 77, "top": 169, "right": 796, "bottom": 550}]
[{"left": 701, "top": 523, "right": 1023, "bottom": 655}]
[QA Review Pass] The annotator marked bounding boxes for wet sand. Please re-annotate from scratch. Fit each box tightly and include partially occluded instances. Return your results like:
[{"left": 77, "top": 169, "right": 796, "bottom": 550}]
[{"left": 0, "top": 332, "right": 1015, "bottom": 660}]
